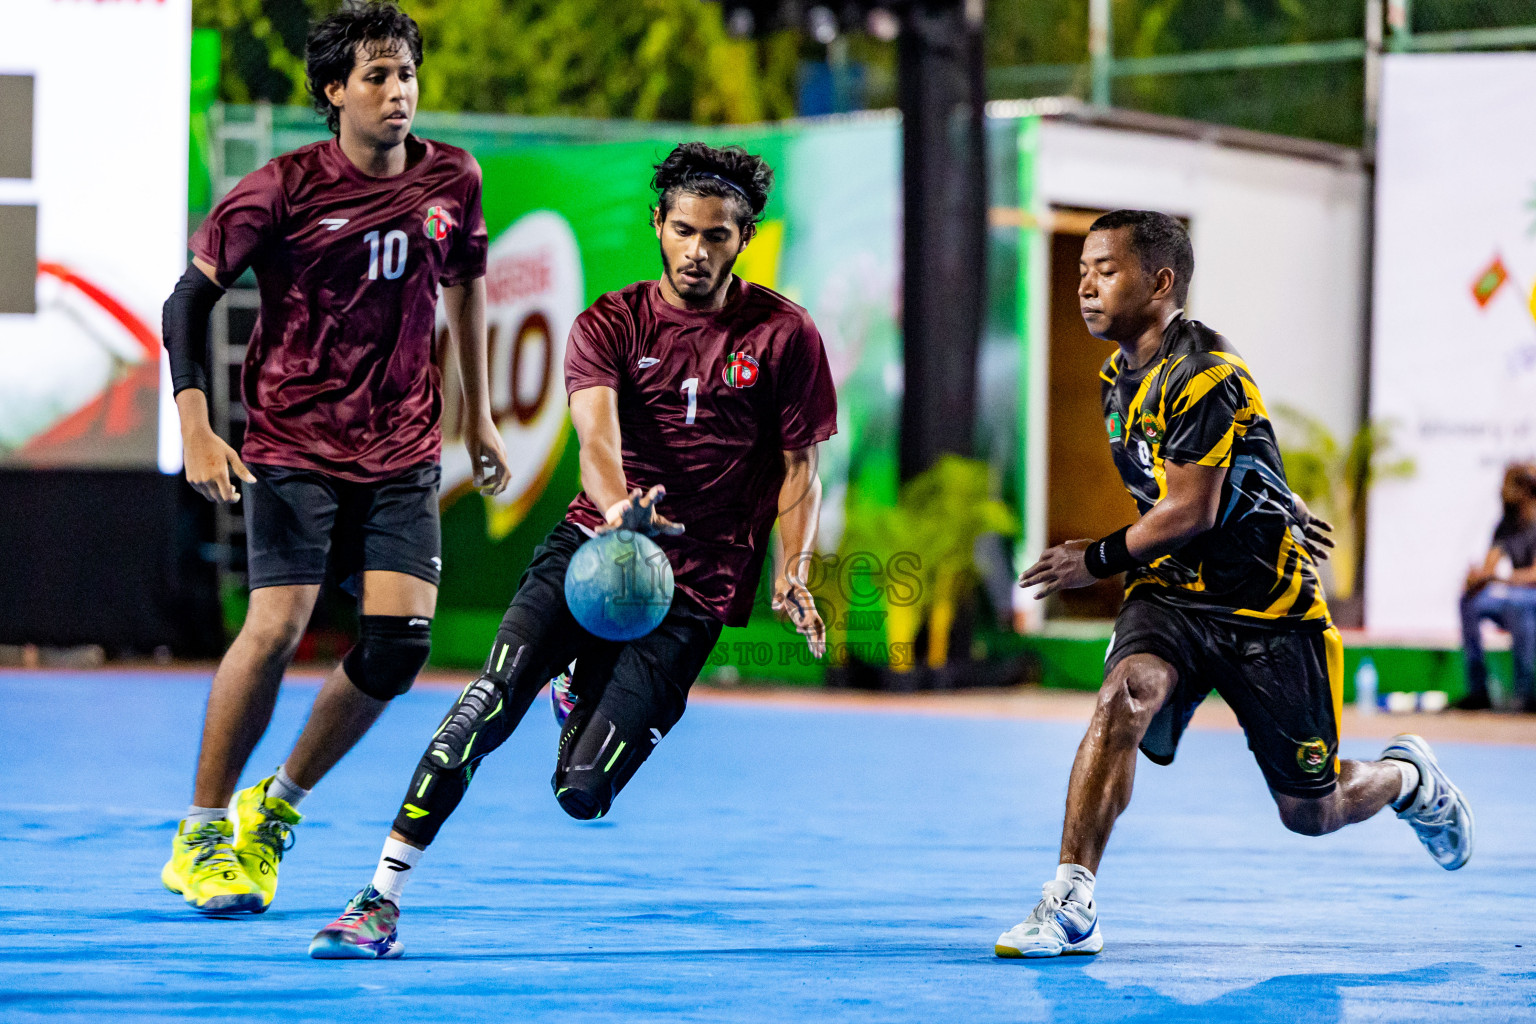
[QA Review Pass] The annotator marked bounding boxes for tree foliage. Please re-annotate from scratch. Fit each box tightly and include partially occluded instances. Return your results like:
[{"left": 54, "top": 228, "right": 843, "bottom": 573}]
[
  {"left": 194, "top": 0, "right": 800, "bottom": 123},
  {"left": 986, "top": 0, "right": 1089, "bottom": 67},
  {"left": 1275, "top": 405, "right": 1415, "bottom": 600},
  {"left": 985, "top": 0, "right": 1372, "bottom": 145},
  {"left": 198, "top": 0, "right": 1483, "bottom": 142},
  {"left": 195, "top": 0, "right": 311, "bottom": 103},
  {"left": 985, "top": 0, "right": 1364, "bottom": 67},
  {"left": 407, "top": 0, "right": 794, "bottom": 122}
]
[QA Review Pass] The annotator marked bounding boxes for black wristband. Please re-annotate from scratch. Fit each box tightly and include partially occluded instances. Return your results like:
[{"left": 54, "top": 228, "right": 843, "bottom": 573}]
[{"left": 1083, "top": 526, "right": 1137, "bottom": 579}]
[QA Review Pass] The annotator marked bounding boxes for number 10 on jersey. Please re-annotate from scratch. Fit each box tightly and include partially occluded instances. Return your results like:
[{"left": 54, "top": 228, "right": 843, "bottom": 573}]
[{"left": 364, "top": 229, "right": 408, "bottom": 280}]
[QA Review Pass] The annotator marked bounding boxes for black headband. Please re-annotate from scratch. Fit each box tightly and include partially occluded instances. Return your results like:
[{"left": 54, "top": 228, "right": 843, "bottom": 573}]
[{"left": 689, "top": 172, "right": 751, "bottom": 203}]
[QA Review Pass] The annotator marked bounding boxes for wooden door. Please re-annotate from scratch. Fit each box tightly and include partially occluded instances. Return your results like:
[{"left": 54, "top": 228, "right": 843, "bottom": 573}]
[{"left": 1045, "top": 219, "right": 1138, "bottom": 619}]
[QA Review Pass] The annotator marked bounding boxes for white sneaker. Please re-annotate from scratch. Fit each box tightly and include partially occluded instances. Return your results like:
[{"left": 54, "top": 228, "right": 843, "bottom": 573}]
[
  {"left": 1381, "top": 733, "right": 1474, "bottom": 870},
  {"left": 995, "top": 879, "right": 1102, "bottom": 958}
]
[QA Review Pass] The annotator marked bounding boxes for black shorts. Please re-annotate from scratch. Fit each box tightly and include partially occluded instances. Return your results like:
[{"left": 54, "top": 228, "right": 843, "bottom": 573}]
[
  {"left": 1106, "top": 596, "right": 1344, "bottom": 799},
  {"left": 243, "top": 461, "right": 442, "bottom": 591},
  {"left": 388, "top": 520, "right": 727, "bottom": 845},
  {"left": 506, "top": 521, "right": 723, "bottom": 736}
]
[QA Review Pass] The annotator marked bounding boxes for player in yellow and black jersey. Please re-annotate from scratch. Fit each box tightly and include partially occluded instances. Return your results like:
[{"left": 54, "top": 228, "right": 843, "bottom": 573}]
[
  {"left": 994, "top": 210, "right": 1474, "bottom": 961},
  {"left": 1101, "top": 316, "right": 1326, "bottom": 627}
]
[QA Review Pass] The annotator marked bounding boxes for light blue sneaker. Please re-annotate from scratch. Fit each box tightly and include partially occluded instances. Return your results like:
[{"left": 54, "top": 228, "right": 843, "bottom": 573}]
[
  {"left": 1381, "top": 733, "right": 1474, "bottom": 870},
  {"left": 550, "top": 661, "right": 577, "bottom": 726},
  {"left": 995, "top": 879, "right": 1102, "bottom": 958}
]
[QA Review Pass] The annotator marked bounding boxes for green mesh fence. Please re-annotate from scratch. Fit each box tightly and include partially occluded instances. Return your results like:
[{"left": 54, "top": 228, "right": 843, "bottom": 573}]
[
  {"left": 987, "top": 0, "right": 1536, "bottom": 147},
  {"left": 1413, "top": 0, "right": 1536, "bottom": 34}
]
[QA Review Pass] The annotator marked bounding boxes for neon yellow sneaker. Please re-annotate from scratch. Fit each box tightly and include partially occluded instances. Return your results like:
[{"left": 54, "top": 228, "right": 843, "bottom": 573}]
[
  {"left": 229, "top": 776, "right": 302, "bottom": 910},
  {"left": 161, "top": 819, "right": 264, "bottom": 915}
]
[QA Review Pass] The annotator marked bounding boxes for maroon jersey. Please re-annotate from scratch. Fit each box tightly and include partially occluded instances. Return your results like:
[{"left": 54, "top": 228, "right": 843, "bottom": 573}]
[
  {"left": 565, "top": 279, "right": 838, "bottom": 625},
  {"left": 191, "top": 136, "right": 488, "bottom": 481}
]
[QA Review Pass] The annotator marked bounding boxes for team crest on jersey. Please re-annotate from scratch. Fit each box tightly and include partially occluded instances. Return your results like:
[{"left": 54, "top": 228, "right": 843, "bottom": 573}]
[
  {"left": 1296, "top": 738, "right": 1330, "bottom": 774},
  {"left": 1139, "top": 411, "right": 1163, "bottom": 444},
  {"left": 723, "top": 351, "right": 760, "bottom": 388},
  {"left": 423, "top": 205, "right": 455, "bottom": 241}
]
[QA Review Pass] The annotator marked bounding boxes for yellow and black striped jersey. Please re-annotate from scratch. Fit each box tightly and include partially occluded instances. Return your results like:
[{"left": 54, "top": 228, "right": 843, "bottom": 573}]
[{"left": 1100, "top": 317, "right": 1329, "bottom": 630}]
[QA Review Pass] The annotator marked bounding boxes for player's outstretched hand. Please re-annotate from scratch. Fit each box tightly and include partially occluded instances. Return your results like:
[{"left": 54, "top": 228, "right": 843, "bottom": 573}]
[
  {"left": 601, "top": 486, "right": 685, "bottom": 537},
  {"left": 184, "top": 428, "right": 255, "bottom": 504},
  {"left": 773, "top": 577, "right": 827, "bottom": 658},
  {"left": 465, "top": 415, "right": 511, "bottom": 496},
  {"left": 1290, "top": 493, "right": 1335, "bottom": 563},
  {"left": 1018, "top": 539, "right": 1096, "bottom": 599}
]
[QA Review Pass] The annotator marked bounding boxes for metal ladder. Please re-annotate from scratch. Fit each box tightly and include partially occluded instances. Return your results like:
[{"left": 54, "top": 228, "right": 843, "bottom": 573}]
[{"left": 204, "top": 102, "right": 272, "bottom": 599}]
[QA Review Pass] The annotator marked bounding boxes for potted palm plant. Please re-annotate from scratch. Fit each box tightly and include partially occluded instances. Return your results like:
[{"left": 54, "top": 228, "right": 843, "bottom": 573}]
[
  {"left": 1274, "top": 406, "right": 1415, "bottom": 624},
  {"left": 833, "top": 455, "right": 1016, "bottom": 682}
]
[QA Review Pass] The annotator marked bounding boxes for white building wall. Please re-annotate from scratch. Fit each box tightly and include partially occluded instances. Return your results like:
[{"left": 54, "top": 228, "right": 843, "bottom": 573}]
[{"left": 1035, "top": 120, "right": 1368, "bottom": 446}]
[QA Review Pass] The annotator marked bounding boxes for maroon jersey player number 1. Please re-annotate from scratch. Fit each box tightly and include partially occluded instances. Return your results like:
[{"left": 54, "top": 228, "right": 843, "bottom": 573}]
[{"left": 564, "top": 278, "right": 837, "bottom": 626}]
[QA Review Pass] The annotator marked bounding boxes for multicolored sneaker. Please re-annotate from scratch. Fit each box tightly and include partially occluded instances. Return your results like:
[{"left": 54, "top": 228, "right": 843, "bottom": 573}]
[
  {"left": 550, "top": 661, "right": 577, "bottom": 725},
  {"left": 1382, "top": 733, "right": 1474, "bottom": 870},
  {"left": 995, "top": 879, "right": 1102, "bottom": 958},
  {"left": 229, "top": 776, "right": 302, "bottom": 910},
  {"left": 309, "top": 886, "right": 404, "bottom": 959},
  {"left": 161, "top": 819, "right": 264, "bottom": 915}
]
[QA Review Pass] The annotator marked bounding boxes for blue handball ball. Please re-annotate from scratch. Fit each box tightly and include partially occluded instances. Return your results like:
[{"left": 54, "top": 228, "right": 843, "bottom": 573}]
[{"left": 563, "top": 530, "right": 676, "bottom": 641}]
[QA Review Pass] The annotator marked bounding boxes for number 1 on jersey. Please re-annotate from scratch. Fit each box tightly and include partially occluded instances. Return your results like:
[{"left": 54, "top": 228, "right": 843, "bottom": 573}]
[
  {"left": 364, "top": 229, "right": 408, "bottom": 281},
  {"left": 681, "top": 377, "right": 698, "bottom": 425}
]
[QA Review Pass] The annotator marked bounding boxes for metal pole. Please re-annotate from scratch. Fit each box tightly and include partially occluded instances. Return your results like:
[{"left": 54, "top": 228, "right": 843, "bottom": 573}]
[
  {"left": 1387, "top": 0, "right": 1412, "bottom": 52},
  {"left": 1089, "top": 0, "right": 1112, "bottom": 106},
  {"left": 1364, "top": 0, "right": 1384, "bottom": 160},
  {"left": 1354, "top": 0, "right": 1384, "bottom": 627},
  {"left": 896, "top": 0, "right": 988, "bottom": 481}
]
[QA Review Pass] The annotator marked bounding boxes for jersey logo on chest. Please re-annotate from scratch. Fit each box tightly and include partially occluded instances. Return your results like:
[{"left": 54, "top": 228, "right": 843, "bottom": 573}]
[
  {"left": 423, "top": 205, "right": 454, "bottom": 241},
  {"left": 723, "top": 351, "right": 760, "bottom": 388}
]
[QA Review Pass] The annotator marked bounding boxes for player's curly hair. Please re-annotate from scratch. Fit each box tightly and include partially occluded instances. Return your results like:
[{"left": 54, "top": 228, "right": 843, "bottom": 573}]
[
  {"left": 305, "top": 1, "right": 423, "bottom": 136},
  {"left": 651, "top": 143, "right": 773, "bottom": 232},
  {"left": 1089, "top": 209, "right": 1195, "bottom": 306}
]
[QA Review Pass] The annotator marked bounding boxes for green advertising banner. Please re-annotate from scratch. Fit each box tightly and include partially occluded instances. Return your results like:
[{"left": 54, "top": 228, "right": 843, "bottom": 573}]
[
  {"left": 429, "top": 116, "right": 904, "bottom": 681},
  {"left": 188, "top": 29, "right": 220, "bottom": 217}
]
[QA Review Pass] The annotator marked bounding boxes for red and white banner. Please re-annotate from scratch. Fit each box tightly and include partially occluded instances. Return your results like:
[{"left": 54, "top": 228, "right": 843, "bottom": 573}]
[{"left": 0, "top": 0, "right": 190, "bottom": 470}]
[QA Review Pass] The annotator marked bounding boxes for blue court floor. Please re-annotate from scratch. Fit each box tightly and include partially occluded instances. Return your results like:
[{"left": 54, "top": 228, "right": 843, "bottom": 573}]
[{"left": 0, "top": 670, "right": 1533, "bottom": 1023}]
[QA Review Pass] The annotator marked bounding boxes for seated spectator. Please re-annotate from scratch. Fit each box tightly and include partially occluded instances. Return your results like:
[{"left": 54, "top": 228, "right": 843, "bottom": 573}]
[{"left": 1457, "top": 463, "right": 1536, "bottom": 712}]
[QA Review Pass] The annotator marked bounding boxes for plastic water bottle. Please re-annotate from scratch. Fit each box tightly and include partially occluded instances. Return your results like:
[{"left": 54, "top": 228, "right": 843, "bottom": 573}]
[{"left": 1355, "top": 658, "right": 1378, "bottom": 717}]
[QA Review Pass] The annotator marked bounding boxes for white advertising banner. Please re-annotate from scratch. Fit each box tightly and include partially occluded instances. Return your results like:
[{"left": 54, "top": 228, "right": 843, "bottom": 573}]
[
  {"left": 1368, "top": 53, "right": 1536, "bottom": 633},
  {"left": 437, "top": 210, "right": 584, "bottom": 540},
  {"left": 0, "top": 0, "right": 189, "bottom": 471}
]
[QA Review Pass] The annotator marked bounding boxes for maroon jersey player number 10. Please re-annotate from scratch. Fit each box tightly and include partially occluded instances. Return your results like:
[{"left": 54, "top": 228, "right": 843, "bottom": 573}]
[{"left": 191, "top": 136, "right": 488, "bottom": 481}]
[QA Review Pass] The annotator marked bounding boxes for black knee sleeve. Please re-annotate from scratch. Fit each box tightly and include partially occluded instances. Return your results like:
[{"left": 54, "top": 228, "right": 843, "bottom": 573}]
[
  {"left": 393, "top": 674, "right": 512, "bottom": 845},
  {"left": 425, "top": 675, "right": 504, "bottom": 772},
  {"left": 343, "top": 615, "right": 431, "bottom": 700},
  {"left": 551, "top": 709, "right": 657, "bottom": 820},
  {"left": 389, "top": 611, "right": 578, "bottom": 846}
]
